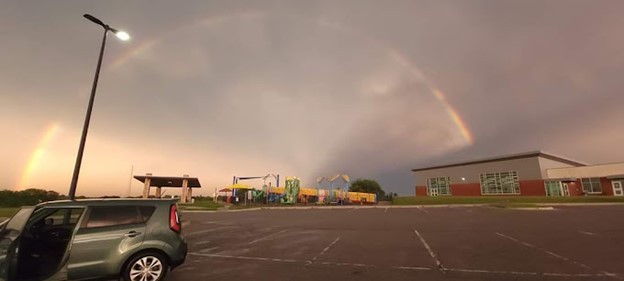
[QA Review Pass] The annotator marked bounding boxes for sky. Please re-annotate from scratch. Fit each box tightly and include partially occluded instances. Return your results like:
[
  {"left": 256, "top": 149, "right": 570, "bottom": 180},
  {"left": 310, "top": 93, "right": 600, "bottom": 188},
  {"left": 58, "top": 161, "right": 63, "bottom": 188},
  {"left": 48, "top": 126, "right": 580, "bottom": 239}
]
[{"left": 1, "top": 0, "right": 623, "bottom": 197}]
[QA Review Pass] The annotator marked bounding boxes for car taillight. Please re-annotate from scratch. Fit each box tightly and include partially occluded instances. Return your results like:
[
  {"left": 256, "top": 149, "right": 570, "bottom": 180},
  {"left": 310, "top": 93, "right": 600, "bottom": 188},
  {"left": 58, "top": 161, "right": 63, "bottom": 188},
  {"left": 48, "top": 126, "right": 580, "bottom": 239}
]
[{"left": 169, "top": 204, "right": 181, "bottom": 233}]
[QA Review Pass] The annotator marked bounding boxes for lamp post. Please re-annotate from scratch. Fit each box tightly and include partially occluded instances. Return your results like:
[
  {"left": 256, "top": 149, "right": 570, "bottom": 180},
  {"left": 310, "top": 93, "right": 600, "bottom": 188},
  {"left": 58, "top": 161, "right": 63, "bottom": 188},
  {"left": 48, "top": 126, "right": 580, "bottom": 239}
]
[{"left": 68, "top": 14, "right": 130, "bottom": 200}]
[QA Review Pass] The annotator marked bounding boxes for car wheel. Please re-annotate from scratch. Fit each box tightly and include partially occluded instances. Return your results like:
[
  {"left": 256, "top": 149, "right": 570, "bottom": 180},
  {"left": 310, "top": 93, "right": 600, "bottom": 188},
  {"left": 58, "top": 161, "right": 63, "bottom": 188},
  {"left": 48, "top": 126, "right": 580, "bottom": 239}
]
[{"left": 123, "top": 252, "right": 168, "bottom": 281}]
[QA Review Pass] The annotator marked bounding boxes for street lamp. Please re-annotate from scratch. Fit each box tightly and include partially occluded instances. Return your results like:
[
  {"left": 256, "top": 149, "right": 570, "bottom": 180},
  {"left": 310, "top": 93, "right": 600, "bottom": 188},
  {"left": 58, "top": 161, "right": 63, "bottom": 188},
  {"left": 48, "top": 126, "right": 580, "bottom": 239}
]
[{"left": 68, "top": 14, "right": 130, "bottom": 200}]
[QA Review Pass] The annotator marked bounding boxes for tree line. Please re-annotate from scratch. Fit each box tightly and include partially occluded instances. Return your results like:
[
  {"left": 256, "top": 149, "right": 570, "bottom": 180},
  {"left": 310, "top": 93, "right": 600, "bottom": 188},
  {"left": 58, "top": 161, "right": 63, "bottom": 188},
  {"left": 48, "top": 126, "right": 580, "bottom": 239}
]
[
  {"left": 349, "top": 179, "right": 397, "bottom": 201},
  {"left": 0, "top": 189, "right": 68, "bottom": 207}
]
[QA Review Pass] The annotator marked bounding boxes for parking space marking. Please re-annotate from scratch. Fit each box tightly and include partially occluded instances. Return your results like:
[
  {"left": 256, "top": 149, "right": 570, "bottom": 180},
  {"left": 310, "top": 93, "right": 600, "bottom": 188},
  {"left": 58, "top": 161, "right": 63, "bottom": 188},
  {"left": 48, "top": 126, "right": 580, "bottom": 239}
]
[
  {"left": 447, "top": 268, "right": 537, "bottom": 275},
  {"left": 194, "top": 240, "right": 211, "bottom": 245},
  {"left": 319, "top": 261, "right": 367, "bottom": 267},
  {"left": 185, "top": 226, "right": 233, "bottom": 237},
  {"left": 495, "top": 232, "right": 593, "bottom": 270},
  {"left": 578, "top": 231, "right": 598, "bottom": 236},
  {"left": 187, "top": 252, "right": 620, "bottom": 278},
  {"left": 414, "top": 229, "right": 444, "bottom": 270},
  {"left": 416, "top": 206, "right": 429, "bottom": 214},
  {"left": 308, "top": 237, "right": 341, "bottom": 264},
  {"left": 247, "top": 230, "right": 288, "bottom": 245},
  {"left": 201, "top": 221, "right": 236, "bottom": 226},
  {"left": 447, "top": 268, "right": 607, "bottom": 278},
  {"left": 543, "top": 272, "right": 601, "bottom": 277},
  {"left": 385, "top": 207, "right": 389, "bottom": 213},
  {"left": 189, "top": 252, "right": 298, "bottom": 263},
  {"left": 189, "top": 252, "right": 433, "bottom": 271},
  {"left": 395, "top": 266, "right": 433, "bottom": 271},
  {"left": 199, "top": 246, "right": 219, "bottom": 253}
]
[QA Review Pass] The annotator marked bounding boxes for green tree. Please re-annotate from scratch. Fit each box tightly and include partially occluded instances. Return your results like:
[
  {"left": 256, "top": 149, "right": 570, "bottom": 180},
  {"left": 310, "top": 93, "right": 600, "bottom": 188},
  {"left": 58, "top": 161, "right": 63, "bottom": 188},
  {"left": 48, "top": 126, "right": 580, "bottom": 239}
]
[
  {"left": 349, "top": 179, "right": 385, "bottom": 199},
  {"left": 0, "top": 188, "right": 62, "bottom": 207}
]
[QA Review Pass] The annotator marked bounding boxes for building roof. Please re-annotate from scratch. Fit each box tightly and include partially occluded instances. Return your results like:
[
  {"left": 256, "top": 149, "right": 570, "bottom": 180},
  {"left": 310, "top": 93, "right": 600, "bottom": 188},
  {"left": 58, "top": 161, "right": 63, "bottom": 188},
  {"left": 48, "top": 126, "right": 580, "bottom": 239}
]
[
  {"left": 133, "top": 175, "right": 201, "bottom": 188},
  {"left": 411, "top": 151, "right": 587, "bottom": 172}
]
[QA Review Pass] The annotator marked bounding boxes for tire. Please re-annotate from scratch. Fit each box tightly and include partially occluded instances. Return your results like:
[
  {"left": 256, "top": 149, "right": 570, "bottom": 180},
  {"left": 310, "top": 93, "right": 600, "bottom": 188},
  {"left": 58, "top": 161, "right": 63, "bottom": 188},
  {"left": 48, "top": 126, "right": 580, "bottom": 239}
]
[{"left": 122, "top": 251, "right": 168, "bottom": 281}]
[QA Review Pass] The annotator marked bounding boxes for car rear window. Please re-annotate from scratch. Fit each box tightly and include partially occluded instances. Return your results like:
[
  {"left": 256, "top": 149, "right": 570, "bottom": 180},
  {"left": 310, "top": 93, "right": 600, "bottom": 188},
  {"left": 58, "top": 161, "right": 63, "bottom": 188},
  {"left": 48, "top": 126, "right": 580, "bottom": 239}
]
[
  {"left": 139, "top": 206, "right": 156, "bottom": 222},
  {"left": 86, "top": 205, "right": 155, "bottom": 228}
]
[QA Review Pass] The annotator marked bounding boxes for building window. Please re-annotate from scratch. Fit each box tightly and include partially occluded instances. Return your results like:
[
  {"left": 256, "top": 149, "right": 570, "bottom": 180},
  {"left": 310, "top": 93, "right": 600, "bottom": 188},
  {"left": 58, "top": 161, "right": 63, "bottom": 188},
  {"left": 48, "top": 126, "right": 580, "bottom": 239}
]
[
  {"left": 479, "top": 171, "right": 520, "bottom": 195},
  {"left": 545, "top": 181, "right": 562, "bottom": 196},
  {"left": 581, "top": 178, "right": 602, "bottom": 194},
  {"left": 427, "top": 177, "right": 451, "bottom": 196}
]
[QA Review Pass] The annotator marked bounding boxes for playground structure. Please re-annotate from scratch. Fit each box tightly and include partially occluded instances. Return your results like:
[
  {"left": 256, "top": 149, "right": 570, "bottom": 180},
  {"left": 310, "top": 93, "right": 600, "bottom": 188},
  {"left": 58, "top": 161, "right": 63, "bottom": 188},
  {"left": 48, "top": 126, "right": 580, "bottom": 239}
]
[
  {"left": 221, "top": 173, "right": 377, "bottom": 205},
  {"left": 228, "top": 174, "right": 280, "bottom": 204}
]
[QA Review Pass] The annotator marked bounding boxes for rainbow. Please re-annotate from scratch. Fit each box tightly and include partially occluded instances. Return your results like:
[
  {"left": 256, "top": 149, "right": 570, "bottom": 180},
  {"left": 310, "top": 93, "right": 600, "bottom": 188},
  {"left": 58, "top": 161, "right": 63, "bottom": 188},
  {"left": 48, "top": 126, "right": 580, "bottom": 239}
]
[
  {"left": 113, "top": 12, "right": 473, "bottom": 145},
  {"left": 20, "top": 12, "right": 475, "bottom": 190},
  {"left": 18, "top": 123, "right": 60, "bottom": 189},
  {"left": 106, "top": 11, "right": 474, "bottom": 143},
  {"left": 21, "top": 12, "right": 474, "bottom": 188},
  {"left": 433, "top": 89, "right": 473, "bottom": 143}
]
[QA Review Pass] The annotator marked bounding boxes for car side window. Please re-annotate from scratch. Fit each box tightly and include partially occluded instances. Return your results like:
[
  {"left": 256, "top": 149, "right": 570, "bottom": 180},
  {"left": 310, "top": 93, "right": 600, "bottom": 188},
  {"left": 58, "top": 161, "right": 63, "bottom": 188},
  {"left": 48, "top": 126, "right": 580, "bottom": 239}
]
[
  {"left": 85, "top": 206, "right": 155, "bottom": 228},
  {"left": 45, "top": 208, "right": 83, "bottom": 226}
]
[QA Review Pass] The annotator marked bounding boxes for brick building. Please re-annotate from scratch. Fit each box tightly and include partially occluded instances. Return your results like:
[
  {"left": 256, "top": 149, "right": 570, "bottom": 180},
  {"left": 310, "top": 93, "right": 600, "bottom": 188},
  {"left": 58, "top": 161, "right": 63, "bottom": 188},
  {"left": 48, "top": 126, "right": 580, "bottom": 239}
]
[{"left": 412, "top": 151, "right": 624, "bottom": 197}]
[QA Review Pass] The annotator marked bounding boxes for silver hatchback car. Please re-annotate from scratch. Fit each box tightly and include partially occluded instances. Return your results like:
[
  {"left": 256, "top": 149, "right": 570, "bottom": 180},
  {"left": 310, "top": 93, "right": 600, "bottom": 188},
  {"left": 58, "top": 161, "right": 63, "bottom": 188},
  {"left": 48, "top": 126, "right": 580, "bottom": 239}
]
[{"left": 0, "top": 199, "right": 187, "bottom": 281}]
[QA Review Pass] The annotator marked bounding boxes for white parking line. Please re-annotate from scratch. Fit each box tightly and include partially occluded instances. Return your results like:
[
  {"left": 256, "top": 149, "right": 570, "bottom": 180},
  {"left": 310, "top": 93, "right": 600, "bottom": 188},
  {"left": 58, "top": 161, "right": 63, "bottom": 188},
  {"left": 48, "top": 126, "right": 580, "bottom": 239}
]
[
  {"left": 201, "top": 221, "right": 236, "bottom": 226},
  {"left": 447, "top": 268, "right": 607, "bottom": 278},
  {"left": 194, "top": 240, "right": 211, "bottom": 245},
  {"left": 385, "top": 207, "right": 389, "bottom": 213},
  {"left": 414, "top": 229, "right": 444, "bottom": 270},
  {"left": 247, "top": 230, "right": 289, "bottom": 245},
  {"left": 319, "top": 261, "right": 368, "bottom": 267},
  {"left": 446, "top": 268, "right": 537, "bottom": 275},
  {"left": 416, "top": 206, "right": 429, "bottom": 214},
  {"left": 308, "top": 237, "right": 341, "bottom": 264},
  {"left": 578, "top": 231, "right": 598, "bottom": 236},
  {"left": 187, "top": 252, "right": 621, "bottom": 278},
  {"left": 543, "top": 272, "right": 599, "bottom": 277},
  {"left": 495, "top": 232, "right": 593, "bottom": 270},
  {"left": 199, "top": 246, "right": 219, "bottom": 253},
  {"left": 395, "top": 266, "right": 433, "bottom": 271},
  {"left": 189, "top": 252, "right": 298, "bottom": 263},
  {"left": 185, "top": 226, "right": 232, "bottom": 237}
]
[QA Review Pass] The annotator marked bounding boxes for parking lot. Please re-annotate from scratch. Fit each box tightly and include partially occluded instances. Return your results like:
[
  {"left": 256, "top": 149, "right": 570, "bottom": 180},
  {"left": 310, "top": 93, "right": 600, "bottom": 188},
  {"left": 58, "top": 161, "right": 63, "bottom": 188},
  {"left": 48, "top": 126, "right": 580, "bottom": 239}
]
[{"left": 170, "top": 205, "right": 624, "bottom": 281}]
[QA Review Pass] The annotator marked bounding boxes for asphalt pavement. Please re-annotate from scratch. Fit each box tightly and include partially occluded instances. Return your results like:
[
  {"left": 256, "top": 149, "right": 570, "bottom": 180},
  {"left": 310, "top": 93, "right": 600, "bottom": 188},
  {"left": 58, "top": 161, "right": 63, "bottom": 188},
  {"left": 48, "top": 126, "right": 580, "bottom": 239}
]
[{"left": 169, "top": 205, "right": 624, "bottom": 281}]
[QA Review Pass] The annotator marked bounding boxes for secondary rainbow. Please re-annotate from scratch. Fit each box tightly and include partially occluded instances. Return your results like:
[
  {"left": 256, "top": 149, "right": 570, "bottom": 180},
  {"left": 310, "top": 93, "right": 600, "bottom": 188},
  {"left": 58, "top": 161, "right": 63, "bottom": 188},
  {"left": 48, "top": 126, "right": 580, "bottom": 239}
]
[{"left": 18, "top": 123, "right": 60, "bottom": 189}]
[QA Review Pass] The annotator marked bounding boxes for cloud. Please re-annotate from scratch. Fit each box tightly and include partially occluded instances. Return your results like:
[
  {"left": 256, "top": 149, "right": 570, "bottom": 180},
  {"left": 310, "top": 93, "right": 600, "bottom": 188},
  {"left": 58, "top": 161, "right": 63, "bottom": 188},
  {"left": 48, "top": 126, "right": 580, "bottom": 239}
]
[{"left": 2, "top": 1, "right": 624, "bottom": 196}]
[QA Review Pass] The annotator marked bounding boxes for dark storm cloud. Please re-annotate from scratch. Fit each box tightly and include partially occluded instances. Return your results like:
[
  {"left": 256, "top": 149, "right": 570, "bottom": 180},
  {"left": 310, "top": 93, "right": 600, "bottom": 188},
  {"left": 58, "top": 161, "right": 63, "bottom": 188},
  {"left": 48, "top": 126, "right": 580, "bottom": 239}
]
[{"left": 1, "top": 0, "right": 623, "bottom": 196}]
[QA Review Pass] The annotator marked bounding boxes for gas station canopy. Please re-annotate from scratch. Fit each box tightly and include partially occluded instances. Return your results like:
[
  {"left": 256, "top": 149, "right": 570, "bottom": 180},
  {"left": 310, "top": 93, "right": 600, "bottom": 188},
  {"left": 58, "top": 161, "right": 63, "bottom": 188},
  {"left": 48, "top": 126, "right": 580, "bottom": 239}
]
[{"left": 133, "top": 175, "right": 201, "bottom": 188}]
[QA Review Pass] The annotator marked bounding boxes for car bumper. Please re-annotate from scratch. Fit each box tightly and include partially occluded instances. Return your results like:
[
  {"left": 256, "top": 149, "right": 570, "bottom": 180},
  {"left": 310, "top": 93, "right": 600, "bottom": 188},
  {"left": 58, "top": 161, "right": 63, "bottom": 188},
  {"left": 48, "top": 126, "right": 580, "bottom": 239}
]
[{"left": 170, "top": 239, "right": 187, "bottom": 269}]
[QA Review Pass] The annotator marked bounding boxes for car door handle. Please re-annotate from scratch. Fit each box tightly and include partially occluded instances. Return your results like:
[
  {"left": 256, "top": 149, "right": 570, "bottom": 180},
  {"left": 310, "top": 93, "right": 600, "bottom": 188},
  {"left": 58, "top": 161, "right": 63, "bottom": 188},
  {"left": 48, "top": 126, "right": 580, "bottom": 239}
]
[{"left": 124, "top": 231, "right": 142, "bottom": 238}]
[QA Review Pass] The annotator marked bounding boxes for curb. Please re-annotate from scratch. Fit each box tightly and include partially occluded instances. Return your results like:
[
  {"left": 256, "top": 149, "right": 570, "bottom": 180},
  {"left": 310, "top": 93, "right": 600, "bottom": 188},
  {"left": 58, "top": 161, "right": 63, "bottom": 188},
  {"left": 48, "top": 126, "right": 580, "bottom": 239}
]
[
  {"left": 533, "top": 202, "right": 624, "bottom": 206},
  {"left": 181, "top": 207, "right": 263, "bottom": 213},
  {"left": 180, "top": 202, "right": 624, "bottom": 213},
  {"left": 220, "top": 207, "right": 263, "bottom": 212},
  {"left": 500, "top": 207, "right": 555, "bottom": 211}
]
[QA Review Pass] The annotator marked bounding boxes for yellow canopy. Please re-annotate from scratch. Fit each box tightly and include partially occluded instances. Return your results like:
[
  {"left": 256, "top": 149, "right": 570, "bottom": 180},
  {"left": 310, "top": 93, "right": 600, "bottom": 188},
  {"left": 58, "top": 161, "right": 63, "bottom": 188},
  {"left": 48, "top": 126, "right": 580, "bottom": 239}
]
[
  {"left": 229, "top": 183, "right": 254, "bottom": 189},
  {"left": 300, "top": 188, "right": 318, "bottom": 196}
]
